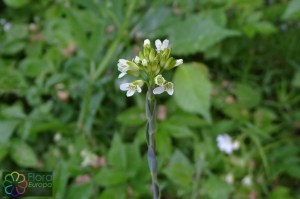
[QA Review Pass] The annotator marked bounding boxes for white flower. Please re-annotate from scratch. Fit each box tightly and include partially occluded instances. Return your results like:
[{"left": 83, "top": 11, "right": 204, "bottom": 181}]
[
  {"left": 3, "top": 23, "right": 11, "bottom": 32},
  {"left": 80, "top": 149, "right": 97, "bottom": 168},
  {"left": 117, "top": 59, "right": 139, "bottom": 78},
  {"left": 120, "top": 80, "right": 144, "bottom": 97},
  {"left": 242, "top": 175, "right": 252, "bottom": 187},
  {"left": 155, "top": 39, "right": 169, "bottom": 52},
  {"left": 175, "top": 59, "right": 183, "bottom": 67},
  {"left": 216, "top": 134, "right": 239, "bottom": 154},
  {"left": 154, "top": 74, "right": 166, "bottom": 86},
  {"left": 225, "top": 173, "right": 234, "bottom": 185},
  {"left": 54, "top": 133, "right": 62, "bottom": 142},
  {"left": 134, "top": 56, "right": 140, "bottom": 64},
  {"left": 144, "top": 39, "right": 150, "bottom": 47},
  {"left": 153, "top": 82, "right": 174, "bottom": 95},
  {"left": 142, "top": 59, "right": 147, "bottom": 66}
]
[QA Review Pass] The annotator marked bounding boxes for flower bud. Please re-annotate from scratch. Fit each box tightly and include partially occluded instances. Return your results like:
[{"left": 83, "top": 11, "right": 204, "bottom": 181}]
[
  {"left": 164, "top": 57, "right": 176, "bottom": 70},
  {"left": 149, "top": 49, "right": 156, "bottom": 62},
  {"left": 143, "top": 47, "right": 150, "bottom": 58},
  {"left": 127, "top": 61, "right": 139, "bottom": 70}
]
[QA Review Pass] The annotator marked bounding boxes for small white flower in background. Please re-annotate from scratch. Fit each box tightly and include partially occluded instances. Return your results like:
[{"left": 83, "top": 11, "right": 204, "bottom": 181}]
[
  {"left": 3, "top": 23, "right": 11, "bottom": 32},
  {"left": 80, "top": 149, "right": 98, "bottom": 167},
  {"left": 225, "top": 173, "right": 234, "bottom": 185},
  {"left": 120, "top": 80, "right": 144, "bottom": 97},
  {"left": 175, "top": 59, "right": 183, "bottom": 67},
  {"left": 144, "top": 39, "right": 150, "bottom": 47},
  {"left": 155, "top": 39, "right": 169, "bottom": 52},
  {"left": 0, "top": 18, "right": 6, "bottom": 25},
  {"left": 54, "top": 133, "right": 62, "bottom": 142},
  {"left": 154, "top": 74, "right": 166, "bottom": 86},
  {"left": 242, "top": 175, "right": 252, "bottom": 187},
  {"left": 217, "top": 134, "right": 240, "bottom": 154},
  {"left": 153, "top": 75, "right": 174, "bottom": 95}
]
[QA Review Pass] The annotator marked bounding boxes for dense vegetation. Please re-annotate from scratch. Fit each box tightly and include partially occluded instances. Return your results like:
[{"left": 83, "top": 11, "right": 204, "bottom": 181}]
[{"left": 0, "top": 0, "right": 300, "bottom": 198}]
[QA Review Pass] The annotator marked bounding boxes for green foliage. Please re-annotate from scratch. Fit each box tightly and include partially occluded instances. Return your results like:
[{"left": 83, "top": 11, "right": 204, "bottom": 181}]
[
  {"left": 0, "top": 0, "right": 299, "bottom": 198},
  {"left": 174, "top": 63, "right": 212, "bottom": 121}
]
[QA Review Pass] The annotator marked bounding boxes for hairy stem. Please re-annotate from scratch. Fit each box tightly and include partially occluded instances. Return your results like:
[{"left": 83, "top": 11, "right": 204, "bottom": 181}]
[{"left": 146, "top": 88, "right": 160, "bottom": 199}]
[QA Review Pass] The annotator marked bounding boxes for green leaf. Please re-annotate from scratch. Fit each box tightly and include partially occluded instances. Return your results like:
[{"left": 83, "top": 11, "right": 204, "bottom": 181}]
[
  {"left": 164, "top": 150, "right": 194, "bottom": 187},
  {"left": 282, "top": 0, "right": 300, "bottom": 20},
  {"left": 201, "top": 175, "right": 233, "bottom": 199},
  {"left": 19, "top": 58, "right": 44, "bottom": 77},
  {"left": 95, "top": 168, "right": 128, "bottom": 187},
  {"left": 169, "top": 14, "right": 240, "bottom": 55},
  {"left": 3, "top": 0, "right": 28, "bottom": 8},
  {"left": 117, "top": 107, "right": 145, "bottom": 126},
  {"left": 235, "top": 84, "right": 261, "bottom": 109},
  {"left": 268, "top": 187, "right": 293, "bottom": 199},
  {"left": 0, "top": 67, "right": 27, "bottom": 94},
  {"left": 10, "top": 139, "right": 38, "bottom": 168},
  {"left": 66, "top": 182, "right": 93, "bottom": 199},
  {"left": 292, "top": 71, "right": 300, "bottom": 88},
  {"left": 1, "top": 40, "right": 26, "bottom": 55},
  {"left": 98, "top": 187, "right": 127, "bottom": 199},
  {"left": 108, "top": 134, "right": 127, "bottom": 170},
  {"left": 53, "top": 162, "right": 70, "bottom": 199},
  {"left": 174, "top": 63, "right": 212, "bottom": 121},
  {"left": 0, "top": 120, "right": 19, "bottom": 143}
]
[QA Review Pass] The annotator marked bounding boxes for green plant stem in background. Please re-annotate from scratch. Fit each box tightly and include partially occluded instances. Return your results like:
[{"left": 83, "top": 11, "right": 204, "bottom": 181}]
[{"left": 146, "top": 88, "right": 160, "bottom": 199}]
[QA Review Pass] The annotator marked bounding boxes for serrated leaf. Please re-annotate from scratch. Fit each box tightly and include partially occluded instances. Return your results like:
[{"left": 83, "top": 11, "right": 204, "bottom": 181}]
[
  {"left": 169, "top": 14, "right": 240, "bottom": 55},
  {"left": 174, "top": 63, "right": 212, "bottom": 121}
]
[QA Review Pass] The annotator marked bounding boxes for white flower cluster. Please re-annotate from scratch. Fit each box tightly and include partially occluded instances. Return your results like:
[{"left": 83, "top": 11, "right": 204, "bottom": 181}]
[
  {"left": 118, "top": 39, "right": 183, "bottom": 97},
  {"left": 217, "top": 134, "right": 240, "bottom": 155}
]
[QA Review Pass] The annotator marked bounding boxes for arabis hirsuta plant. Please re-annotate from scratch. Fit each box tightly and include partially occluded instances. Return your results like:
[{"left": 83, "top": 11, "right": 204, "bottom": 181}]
[
  {"left": 118, "top": 39, "right": 183, "bottom": 199},
  {"left": 118, "top": 39, "right": 183, "bottom": 96}
]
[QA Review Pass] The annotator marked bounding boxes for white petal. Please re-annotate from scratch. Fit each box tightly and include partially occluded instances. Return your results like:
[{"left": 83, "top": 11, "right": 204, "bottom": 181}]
[
  {"left": 118, "top": 72, "right": 126, "bottom": 78},
  {"left": 155, "top": 39, "right": 162, "bottom": 50},
  {"left": 142, "top": 59, "right": 147, "bottom": 66},
  {"left": 118, "top": 59, "right": 127, "bottom": 64},
  {"left": 161, "top": 39, "right": 169, "bottom": 49},
  {"left": 134, "top": 56, "right": 140, "bottom": 63},
  {"left": 153, "top": 86, "right": 165, "bottom": 95},
  {"left": 175, "top": 59, "right": 183, "bottom": 66},
  {"left": 126, "top": 90, "right": 135, "bottom": 97},
  {"left": 144, "top": 39, "right": 150, "bottom": 46},
  {"left": 120, "top": 83, "right": 130, "bottom": 91},
  {"left": 154, "top": 74, "right": 165, "bottom": 86},
  {"left": 136, "top": 86, "right": 142, "bottom": 93},
  {"left": 166, "top": 87, "right": 174, "bottom": 95}
]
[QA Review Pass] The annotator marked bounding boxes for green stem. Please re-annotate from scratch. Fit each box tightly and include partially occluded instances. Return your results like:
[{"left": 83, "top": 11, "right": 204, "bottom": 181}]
[{"left": 146, "top": 88, "right": 160, "bottom": 199}]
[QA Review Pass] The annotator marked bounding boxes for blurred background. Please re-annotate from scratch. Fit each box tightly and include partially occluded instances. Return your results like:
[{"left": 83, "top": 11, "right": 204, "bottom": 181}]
[{"left": 0, "top": 0, "right": 300, "bottom": 198}]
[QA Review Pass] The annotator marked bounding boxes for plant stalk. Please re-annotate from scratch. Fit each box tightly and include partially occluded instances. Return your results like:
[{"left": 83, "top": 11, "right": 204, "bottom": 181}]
[{"left": 146, "top": 88, "right": 160, "bottom": 199}]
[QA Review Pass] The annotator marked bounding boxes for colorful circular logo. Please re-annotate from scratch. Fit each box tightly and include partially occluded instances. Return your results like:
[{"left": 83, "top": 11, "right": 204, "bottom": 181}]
[{"left": 2, "top": 171, "right": 28, "bottom": 197}]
